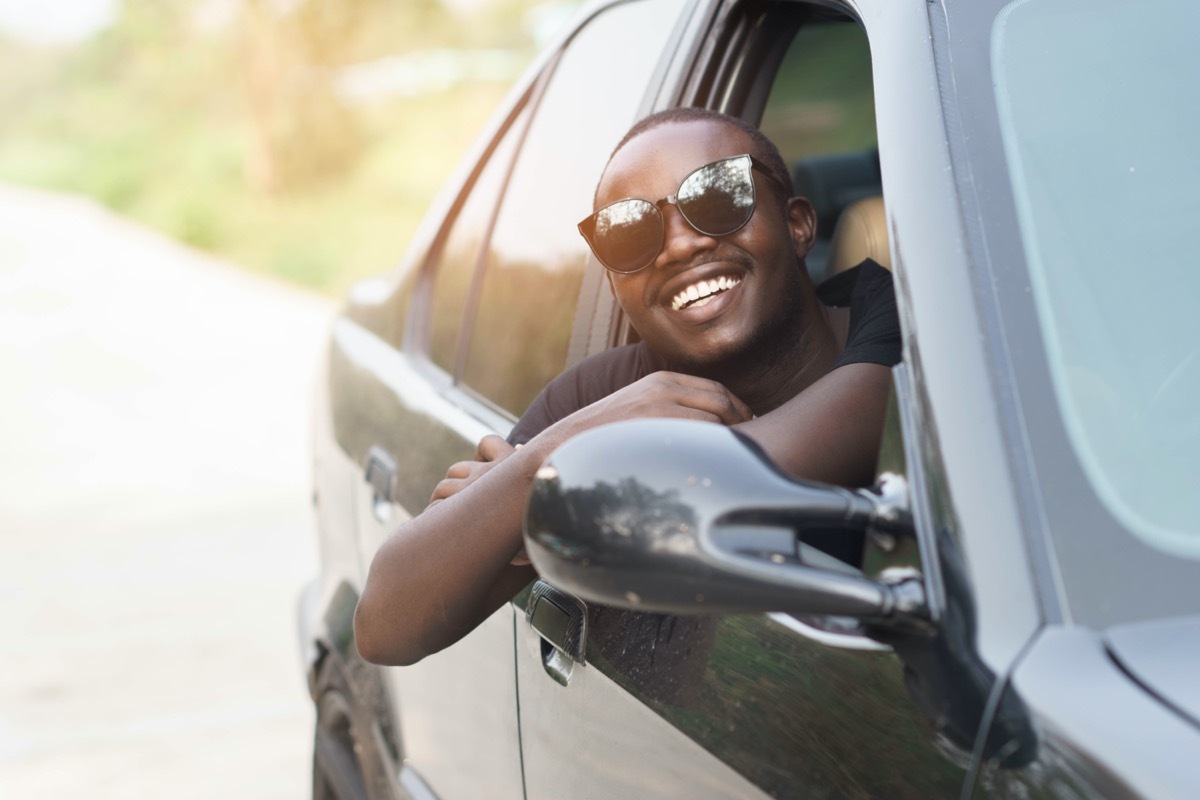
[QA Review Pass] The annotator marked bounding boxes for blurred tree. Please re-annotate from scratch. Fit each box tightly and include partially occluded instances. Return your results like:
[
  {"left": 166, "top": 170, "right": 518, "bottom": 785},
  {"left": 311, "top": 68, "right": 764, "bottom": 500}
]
[
  {"left": 237, "top": 0, "right": 462, "bottom": 193},
  {"left": 239, "top": 0, "right": 384, "bottom": 193},
  {"left": 0, "top": 0, "right": 551, "bottom": 292}
]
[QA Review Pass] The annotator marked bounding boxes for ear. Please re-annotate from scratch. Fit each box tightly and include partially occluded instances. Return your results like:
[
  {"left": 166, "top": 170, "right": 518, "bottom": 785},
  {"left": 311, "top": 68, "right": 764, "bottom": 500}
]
[{"left": 785, "top": 196, "right": 818, "bottom": 259}]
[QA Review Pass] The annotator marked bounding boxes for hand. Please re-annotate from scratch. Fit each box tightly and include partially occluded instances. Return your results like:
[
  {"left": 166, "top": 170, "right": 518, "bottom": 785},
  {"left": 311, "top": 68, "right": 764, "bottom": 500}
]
[
  {"left": 429, "top": 435, "right": 516, "bottom": 506},
  {"left": 554, "top": 371, "right": 752, "bottom": 438},
  {"left": 518, "top": 373, "right": 748, "bottom": 567},
  {"left": 428, "top": 435, "right": 533, "bottom": 566}
]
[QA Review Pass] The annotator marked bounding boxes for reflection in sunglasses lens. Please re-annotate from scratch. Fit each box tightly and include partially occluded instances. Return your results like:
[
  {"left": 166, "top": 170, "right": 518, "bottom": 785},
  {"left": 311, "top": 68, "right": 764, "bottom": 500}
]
[
  {"left": 679, "top": 159, "right": 754, "bottom": 234},
  {"left": 596, "top": 199, "right": 661, "bottom": 272}
]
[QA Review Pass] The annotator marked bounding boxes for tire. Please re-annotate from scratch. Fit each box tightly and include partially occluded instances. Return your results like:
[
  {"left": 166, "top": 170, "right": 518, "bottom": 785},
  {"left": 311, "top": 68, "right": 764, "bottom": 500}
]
[{"left": 311, "top": 658, "right": 378, "bottom": 800}]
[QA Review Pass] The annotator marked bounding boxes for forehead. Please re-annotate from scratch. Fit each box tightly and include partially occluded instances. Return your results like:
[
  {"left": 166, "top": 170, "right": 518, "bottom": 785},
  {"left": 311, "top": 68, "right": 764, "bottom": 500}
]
[{"left": 596, "top": 120, "right": 757, "bottom": 207}]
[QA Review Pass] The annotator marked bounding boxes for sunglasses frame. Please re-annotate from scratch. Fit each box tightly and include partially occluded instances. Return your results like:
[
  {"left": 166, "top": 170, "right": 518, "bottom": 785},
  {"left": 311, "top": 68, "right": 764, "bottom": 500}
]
[{"left": 578, "top": 154, "right": 788, "bottom": 275}]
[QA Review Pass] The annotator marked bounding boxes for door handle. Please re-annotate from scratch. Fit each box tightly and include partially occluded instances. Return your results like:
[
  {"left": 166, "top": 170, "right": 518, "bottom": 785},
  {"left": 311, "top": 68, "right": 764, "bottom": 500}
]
[
  {"left": 526, "top": 580, "right": 587, "bottom": 685},
  {"left": 364, "top": 446, "right": 396, "bottom": 523}
]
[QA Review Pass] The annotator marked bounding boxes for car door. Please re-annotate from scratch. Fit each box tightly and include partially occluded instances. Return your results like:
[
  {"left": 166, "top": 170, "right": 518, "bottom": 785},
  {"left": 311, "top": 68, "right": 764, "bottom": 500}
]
[
  {"left": 332, "top": 90, "right": 533, "bottom": 799},
  {"left": 333, "top": 1, "right": 696, "bottom": 796},
  {"left": 512, "top": 2, "right": 1022, "bottom": 797}
]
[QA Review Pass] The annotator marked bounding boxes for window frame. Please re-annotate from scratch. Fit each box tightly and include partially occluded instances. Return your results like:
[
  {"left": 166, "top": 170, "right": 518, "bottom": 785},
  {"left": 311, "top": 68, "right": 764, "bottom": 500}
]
[
  {"left": 405, "top": 77, "right": 545, "bottom": 390},
  {"left": 602, "top": 0, "right": 871, "bottom": 346}
]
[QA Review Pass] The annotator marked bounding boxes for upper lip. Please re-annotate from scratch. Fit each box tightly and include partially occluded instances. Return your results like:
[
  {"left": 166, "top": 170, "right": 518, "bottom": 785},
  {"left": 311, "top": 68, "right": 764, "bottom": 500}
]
[{"left": 653, "top": 259, "right": 749, "bottom": 309}]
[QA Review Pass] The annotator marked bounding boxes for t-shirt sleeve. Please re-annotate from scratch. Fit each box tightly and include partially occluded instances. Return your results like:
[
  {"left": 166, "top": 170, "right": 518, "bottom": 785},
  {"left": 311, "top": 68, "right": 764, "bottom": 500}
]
[
  {"left": 831, "top": 260, "right": 902, "bottom": 370},
  {"left": 506, "top": 344, "right": 653, "bottom": 446},
  {"left": 507, "top": 382, "right": 561, "bottom": 446}
]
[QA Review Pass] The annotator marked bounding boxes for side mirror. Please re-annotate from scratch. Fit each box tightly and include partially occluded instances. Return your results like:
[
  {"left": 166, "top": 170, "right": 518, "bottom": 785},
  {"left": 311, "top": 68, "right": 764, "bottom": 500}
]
[{"left": 525, "top": 419, "right": 928, "bottom": 624}]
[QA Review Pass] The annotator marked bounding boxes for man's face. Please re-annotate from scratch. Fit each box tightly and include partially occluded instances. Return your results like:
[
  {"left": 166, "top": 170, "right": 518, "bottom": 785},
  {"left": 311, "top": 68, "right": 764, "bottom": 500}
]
[{"left": 596, "top": 120, "right": 815, "bottom": 371}]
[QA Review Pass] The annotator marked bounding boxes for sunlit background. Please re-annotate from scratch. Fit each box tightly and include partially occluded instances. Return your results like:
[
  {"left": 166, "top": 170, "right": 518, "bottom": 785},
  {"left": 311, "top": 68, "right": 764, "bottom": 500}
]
[
  {"left": 0, "top": 0, "right": 575, "bottom": 296},
  {"left": 0, "top": 1, "right": 574, "bottom": 796}
]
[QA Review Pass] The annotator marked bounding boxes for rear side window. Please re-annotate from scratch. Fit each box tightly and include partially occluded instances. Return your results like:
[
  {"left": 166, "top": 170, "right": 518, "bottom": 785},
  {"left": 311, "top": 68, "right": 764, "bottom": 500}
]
[
  {"left": 428, "top": 107, "right": 529, "bottom": 374},
  {"left": 458, "top": 0, "right": 686, "bottom": 416}
]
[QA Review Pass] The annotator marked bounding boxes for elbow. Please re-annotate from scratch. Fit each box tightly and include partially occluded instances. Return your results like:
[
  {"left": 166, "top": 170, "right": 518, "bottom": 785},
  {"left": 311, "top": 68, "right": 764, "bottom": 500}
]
[{"left": 353, "top": 594, "right": 426, "bottom": 667}]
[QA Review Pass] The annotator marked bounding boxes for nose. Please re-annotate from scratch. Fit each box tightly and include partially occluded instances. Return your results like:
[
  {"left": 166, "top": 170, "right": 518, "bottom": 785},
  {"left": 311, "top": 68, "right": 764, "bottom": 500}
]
[{"left": 652, "top": 202, "right": 719, "bottom": 269}]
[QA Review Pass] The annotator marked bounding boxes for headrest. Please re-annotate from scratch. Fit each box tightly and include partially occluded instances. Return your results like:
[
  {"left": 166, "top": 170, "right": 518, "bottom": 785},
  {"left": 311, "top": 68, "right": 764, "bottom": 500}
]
[
  {"left": 826, "top": 196, "right": 890, "bottom": 274},
  {"left": 791, "top": 150, "right": 882, "bottom": 237}
]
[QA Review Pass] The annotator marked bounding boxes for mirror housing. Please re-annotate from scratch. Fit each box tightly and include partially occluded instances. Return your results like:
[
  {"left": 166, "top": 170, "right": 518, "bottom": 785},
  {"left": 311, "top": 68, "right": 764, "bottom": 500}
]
[{"left": 525, "top": 419, "right": 927, "bottom": 622}]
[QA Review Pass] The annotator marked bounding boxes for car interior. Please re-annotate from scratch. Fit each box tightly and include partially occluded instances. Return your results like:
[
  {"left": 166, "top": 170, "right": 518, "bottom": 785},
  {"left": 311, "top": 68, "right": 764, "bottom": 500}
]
[
  {"left": 763, "top": 15, "right": 888, "bottom": 283},
  {"left": 793, "top": 150, "right": 889, "bottom": 280}
]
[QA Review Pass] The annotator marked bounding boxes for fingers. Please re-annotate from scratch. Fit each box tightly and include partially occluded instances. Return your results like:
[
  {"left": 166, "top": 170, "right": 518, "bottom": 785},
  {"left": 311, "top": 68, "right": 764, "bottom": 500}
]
[
  {"left": 430, "top": 477, "right": 466, "bottom": 503},
  {"left": 429, "top": 435, "right": 519, "bottom": 506},
  {"left": 633, "top": 371, "right": 753, "bottom": 425},
  {"left": 692, "top": 378, "right": 753, "bottom": 424},
  {"left": 443, "top": 460, "right": 473, "bottom": 480},
  {"left": 430, "top": 458, "right": 492, "bottom": 503},
  {"left": 476, "top": 434, "right": 516, "bottom": 462}
]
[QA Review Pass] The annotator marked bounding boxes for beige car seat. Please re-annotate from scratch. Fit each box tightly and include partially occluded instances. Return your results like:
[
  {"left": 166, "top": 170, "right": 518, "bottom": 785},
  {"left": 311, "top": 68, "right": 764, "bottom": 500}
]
[{"left": 825, "top": 196, "right": 890, "bottom": 275}]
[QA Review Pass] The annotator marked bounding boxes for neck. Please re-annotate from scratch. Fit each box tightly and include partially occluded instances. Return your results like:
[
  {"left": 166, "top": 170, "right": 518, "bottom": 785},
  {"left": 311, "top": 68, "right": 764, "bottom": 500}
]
[{"left": 689, "top": 290, "right": 842, "bottom": 416}]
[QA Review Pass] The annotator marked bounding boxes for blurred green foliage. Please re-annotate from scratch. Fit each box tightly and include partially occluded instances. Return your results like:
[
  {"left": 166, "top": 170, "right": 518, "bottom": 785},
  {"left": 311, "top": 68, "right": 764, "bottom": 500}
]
[{"left": 0, "top": 0, "right": 561, "bottom": 296}]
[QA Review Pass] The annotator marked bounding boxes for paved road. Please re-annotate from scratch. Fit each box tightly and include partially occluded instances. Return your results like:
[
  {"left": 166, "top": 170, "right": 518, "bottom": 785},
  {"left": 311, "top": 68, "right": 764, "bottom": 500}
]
[{"left": 0, "top": 185, "right": 336, "bottom": 798}]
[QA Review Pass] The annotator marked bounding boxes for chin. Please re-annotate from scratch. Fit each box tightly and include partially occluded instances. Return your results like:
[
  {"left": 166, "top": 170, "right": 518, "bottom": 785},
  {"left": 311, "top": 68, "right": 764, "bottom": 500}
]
[
  {"left": 662, "top": 334, "right": 757, "bottom": 379},
  {"left": 682, "top": 309, "right": 803, "bottom": 381}
]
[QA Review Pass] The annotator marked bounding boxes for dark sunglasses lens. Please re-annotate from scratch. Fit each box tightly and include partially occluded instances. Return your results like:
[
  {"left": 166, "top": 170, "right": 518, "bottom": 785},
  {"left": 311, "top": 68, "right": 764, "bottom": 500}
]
[
  {"left": 677, "top": 157, "right": 755, "bottom": 235},
  {"left": 592, "top": 199, "right": 662, "bottom": 273}
]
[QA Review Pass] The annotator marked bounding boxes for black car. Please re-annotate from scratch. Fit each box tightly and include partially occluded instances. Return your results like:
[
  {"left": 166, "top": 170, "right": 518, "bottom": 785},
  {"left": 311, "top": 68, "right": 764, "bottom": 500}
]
[{"left": 299, "top": 0, "right": 1200, "bottom": 797}]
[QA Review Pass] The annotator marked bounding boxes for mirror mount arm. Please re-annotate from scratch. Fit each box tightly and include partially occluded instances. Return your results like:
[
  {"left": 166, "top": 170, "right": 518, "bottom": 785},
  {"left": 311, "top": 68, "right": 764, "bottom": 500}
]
[
  {"left": 869, "top": 567, "right": 935, "bottom": 634},
  {"left": 857, "top": 476, "right": 934, "bottom": 631}
]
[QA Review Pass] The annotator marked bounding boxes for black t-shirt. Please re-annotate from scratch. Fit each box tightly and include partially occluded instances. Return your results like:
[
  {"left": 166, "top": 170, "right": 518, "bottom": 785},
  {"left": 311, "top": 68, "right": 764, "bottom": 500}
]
[{"left": 508, "top": 259, "right": 899, "bottom": 445}]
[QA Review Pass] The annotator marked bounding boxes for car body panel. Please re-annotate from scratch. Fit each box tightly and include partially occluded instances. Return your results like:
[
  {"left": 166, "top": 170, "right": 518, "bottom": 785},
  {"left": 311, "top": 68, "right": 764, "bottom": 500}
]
[
  {"left": 869, "top": 0, "right": 1045, "bottom": 673},
  {"left": 1106, "top": 615, "right": 1200, "bottom": 732},
  {"left": 389, "top": 607, "right": 523, "bottom": 800},
  {"left": 515, "top": 614, "right": 766, "bottom": 799},
  {"left": 520, "top": 601, "right": 975, "bottom": 798},
  {"left": 329, "top": 319, "right": 524, "bottom": 797},
  {"left": 974, "top": 627, "right": 1200, "bottom": 800}
]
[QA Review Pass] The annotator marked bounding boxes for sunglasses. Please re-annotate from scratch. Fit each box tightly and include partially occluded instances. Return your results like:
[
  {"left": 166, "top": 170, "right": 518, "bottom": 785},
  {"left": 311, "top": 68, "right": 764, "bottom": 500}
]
[{"left": 578, "top": 154, "right": 787, "bottom": 274}]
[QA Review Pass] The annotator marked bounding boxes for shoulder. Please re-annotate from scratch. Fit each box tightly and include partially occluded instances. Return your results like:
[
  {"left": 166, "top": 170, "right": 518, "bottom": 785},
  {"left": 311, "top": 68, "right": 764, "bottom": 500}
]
[
  {"left": 560, "top": 342, "right": 662, "bottom": 398},
  {"left": 815, "top": 258, "right": 892, "bottom": 308},
  {"left": 508, "top": 343, "right": 660, "bottom": 444},
  {"left": 826, "top": 259, "right": 901, "bottom": 370}
]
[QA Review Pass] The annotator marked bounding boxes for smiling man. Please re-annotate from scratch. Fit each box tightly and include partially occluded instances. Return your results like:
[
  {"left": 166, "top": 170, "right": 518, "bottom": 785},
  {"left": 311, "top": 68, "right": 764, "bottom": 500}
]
[{"left": 354, "top": 108, "right": 900, "bottom": 667}]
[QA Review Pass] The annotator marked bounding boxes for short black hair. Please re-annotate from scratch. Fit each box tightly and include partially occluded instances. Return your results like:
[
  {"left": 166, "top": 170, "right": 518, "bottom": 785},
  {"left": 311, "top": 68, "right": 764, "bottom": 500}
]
[{"left": 605, "top": 107, "right": 795, "bottom": 199}]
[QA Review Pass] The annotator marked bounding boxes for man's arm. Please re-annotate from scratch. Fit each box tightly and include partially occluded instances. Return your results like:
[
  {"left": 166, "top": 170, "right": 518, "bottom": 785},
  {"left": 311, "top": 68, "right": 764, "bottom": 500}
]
[
  {"left": 737, "top": 361, "right": 892, "bottom": 488},
  {"left": 353, "top": 372, "right": 752, "bottom": 666}
]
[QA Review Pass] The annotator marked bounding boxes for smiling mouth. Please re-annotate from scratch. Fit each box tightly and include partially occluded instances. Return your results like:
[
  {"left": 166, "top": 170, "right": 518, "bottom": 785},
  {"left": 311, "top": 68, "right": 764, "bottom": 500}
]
[{"left": 670, "top": 275, "right": 742, "bottom": 312}]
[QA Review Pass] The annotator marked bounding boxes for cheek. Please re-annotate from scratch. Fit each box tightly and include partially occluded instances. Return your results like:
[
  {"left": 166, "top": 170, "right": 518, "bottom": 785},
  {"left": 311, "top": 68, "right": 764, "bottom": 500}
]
[
  {"left": 611, "top": 276, "right": 648, "bottom": 311},
  {"left": 735, "top": 212, "right": 790, "bottom": 262}
]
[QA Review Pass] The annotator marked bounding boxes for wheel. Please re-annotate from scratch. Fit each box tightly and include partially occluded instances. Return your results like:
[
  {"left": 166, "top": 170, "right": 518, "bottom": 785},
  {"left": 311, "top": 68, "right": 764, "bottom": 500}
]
[{"left": 311, "top": 658, "right": 382, "bottom": 800}]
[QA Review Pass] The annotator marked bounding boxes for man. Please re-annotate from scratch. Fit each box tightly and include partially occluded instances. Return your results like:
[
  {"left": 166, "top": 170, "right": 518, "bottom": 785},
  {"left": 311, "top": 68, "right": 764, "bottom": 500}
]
[{"left": 354, "top": 107, "right": 899, "bottom": 667}]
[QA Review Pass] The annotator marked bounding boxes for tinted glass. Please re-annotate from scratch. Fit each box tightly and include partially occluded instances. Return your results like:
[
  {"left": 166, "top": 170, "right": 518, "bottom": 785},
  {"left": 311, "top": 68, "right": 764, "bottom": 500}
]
[
  {"left": 461, "top": 0, "right": 686, "bottom": 415},
  {"left": 760, "top": 21, "right": 876, "bottom": 159},
  {"left": 760, "top": 21, "right": 877, "bottom": 280},
  {"left": 993, "top": 0, "right": 1200, "bottom": 559},
  {"left": 428, "top": 106, "right": 528, "bottom": 374}
]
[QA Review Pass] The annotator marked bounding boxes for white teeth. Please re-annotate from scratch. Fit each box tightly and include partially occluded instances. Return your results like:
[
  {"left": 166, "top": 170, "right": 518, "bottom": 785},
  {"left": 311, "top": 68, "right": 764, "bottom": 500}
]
[{"left": 671, "top": 276, "right": 741, "bottom": 311}]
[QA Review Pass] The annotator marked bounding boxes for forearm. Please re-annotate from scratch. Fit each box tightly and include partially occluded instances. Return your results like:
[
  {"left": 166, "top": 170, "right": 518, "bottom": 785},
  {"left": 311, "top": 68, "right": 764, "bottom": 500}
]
[
  {"left": 736, "top": 362, "right": 891, "bottom": 488},
  {"left": 354, "top": 438, "right": 553, "bottom": 666},
  {"left": 353, "top": 371, "right": 756, "bottom": 665}
]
